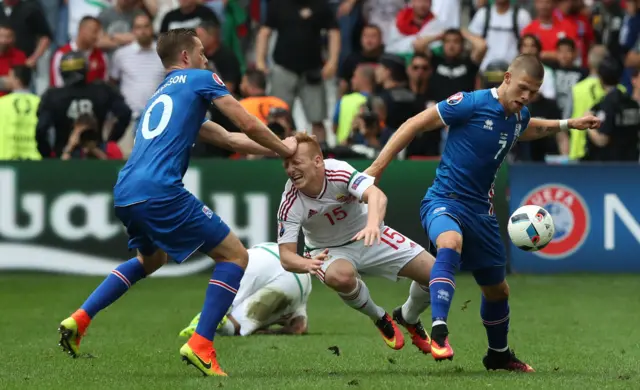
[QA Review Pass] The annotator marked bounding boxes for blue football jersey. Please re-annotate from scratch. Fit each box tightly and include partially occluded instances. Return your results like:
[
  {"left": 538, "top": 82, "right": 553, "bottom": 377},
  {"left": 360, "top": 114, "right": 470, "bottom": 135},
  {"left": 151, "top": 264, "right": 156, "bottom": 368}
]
[
  {"left": 113, "top": 69, "right": 229, "bottom": 205},
  {"left": 425, "top": 88, "right": 531, "bottom": 214}
]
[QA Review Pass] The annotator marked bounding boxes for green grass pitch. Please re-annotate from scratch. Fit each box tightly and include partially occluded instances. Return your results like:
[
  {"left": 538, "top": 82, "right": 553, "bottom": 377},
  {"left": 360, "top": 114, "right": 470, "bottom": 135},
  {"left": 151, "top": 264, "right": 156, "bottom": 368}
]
[{"left": 1, "top": 273, "right": 639, "bottom": 389}]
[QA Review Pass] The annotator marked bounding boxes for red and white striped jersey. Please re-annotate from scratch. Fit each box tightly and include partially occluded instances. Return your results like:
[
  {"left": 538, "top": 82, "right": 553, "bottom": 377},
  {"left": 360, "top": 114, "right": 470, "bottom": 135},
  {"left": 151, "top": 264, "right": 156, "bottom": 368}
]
[{"left": 277, "top": 159, "right": 377, "bottom": 249}]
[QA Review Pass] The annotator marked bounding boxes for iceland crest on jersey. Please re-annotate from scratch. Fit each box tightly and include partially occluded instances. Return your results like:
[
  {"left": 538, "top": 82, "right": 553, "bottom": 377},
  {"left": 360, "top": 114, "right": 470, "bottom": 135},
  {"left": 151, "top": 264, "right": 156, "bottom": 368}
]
[{"left": 446, "top": 92, "right": 464, "bottom": 105}]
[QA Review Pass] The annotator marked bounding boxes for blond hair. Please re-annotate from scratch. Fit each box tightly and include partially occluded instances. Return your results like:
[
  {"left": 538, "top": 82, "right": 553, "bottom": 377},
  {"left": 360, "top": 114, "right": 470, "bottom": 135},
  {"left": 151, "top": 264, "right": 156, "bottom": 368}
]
[{"left": 294, "top": 132, "right": 322, "bottom": 157}]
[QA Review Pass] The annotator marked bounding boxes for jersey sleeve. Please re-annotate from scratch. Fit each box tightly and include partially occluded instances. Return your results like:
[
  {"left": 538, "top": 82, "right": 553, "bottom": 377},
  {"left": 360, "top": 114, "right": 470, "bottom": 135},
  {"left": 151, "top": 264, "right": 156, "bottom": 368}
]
[
  {"left": 325, "top": 159, "right": 375, "bottom": 201},
  {"left": 276, "top": 182, "right": 303, "bottom": 244},
  {"left": 436, "top": 91, "right": 476, "bottom": 127},
  {"left": 192, "top": 69, "right": 230, "bottom": 102}
]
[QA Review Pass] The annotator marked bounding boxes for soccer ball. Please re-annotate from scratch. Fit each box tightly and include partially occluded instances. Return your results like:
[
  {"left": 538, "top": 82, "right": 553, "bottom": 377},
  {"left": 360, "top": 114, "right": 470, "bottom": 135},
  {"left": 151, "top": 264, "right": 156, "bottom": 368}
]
[{"left": 507, "top": 205, "right": 555, "bottom": 251}]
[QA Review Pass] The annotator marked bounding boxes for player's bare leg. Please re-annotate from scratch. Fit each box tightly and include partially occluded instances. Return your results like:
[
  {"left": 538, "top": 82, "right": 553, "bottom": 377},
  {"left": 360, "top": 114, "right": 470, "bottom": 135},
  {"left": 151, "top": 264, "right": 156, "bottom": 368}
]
[
  {"left": 478, "top": 279, "right": 534, "bottom": 373},
  {"left": 59, "top": 249, "right": 167, "bottom": 357},
  {"left": 428, "top": 229, "right": 463, "bottom": 362},
  {"left": 322, "top": 259, "right": 404, "bottom": 350},
  {"left": 180, "top": 231, "right": 248, "bottom": 377},
  {"left": 393, "top": 250, "right": 435, "bottom": 354}
]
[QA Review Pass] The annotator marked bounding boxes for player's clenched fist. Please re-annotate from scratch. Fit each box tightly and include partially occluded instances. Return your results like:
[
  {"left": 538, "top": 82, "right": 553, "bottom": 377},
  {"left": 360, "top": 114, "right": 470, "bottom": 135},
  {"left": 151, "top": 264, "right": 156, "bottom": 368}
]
[
  {"left": 570, "top": 115, "right": 601, "bottom": 130},
  {"left": 282, "top": 136, "right": 298, "bottom": 157},
  {"left": 306, "top": 249, "right": 329, "bottom": 275},
  {"left": 352, "top": 224, "right": 381, "bottom": 247}
]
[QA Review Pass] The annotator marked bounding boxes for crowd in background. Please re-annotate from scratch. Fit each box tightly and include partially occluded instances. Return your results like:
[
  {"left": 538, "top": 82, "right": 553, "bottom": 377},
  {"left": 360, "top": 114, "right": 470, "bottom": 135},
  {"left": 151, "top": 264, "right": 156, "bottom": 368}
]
[{"left": 0, "top": 0, "right": 638, "bottom": 162}]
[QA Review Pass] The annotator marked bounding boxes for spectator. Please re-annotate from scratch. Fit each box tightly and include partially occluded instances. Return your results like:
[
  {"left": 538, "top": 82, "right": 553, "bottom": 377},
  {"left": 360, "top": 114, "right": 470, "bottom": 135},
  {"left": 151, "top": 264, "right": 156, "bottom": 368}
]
[
  {"left": 255, "top": 0, "right": 340, "bottom": 144},
  {"left": 51, "top": 16, "right": 108, "bottom": 87},
  {"left": 154, "top": 0, "right": 179, "bottom": 33},
  {"left": 420, "top": 29, "right": 486, "bottom": 102},
  {"left": 110, "top": 13, "right": 165, "bottom": 156},
  {"left": 61, "top": 113, "right": 124, "bottom": 160},
  {"left": 554, "top": 0, "right": 595, "bottom": 67},
  {"left": 68, "top": 0, "right": 110, "bottom": 41},
  {"left": 631, "top": 68, "right": 640, "bottom": 102},
  {"left": 375, "top": 54, "right": 420, "bottom": 131},
  {"left": 334, "top": 0, "right": 364, "bottom": 69},
  {"left": 432, "top": 0, "right": 462, "bottom": 29},
  {"left": 0, "top": 24, "right": 26, "bottom": 97},
  {"left": 519, "top": 33, "right": 557, "bottom": 100},
  {"left": 37, "top": 51, "right": 131, "bottom": 158},
  {"left": 196, "top": 21, "right": 242, "bottom": 95},
  {"left": 160, "top": 0, "right": 219, "bottom": 32},
  {"left": 522, "top": 0, "right": 577, "bottom": 64},
  {"left": 0, "top": 0, "right": 52, "bottom": 70},
  {"left": 552, "top": 38, "right": 588, "bottom": 119},
  {"left": 347, "top": 96, "right": 386, "bottom": 153},
  {"left": 238, "top": 69, "right": 289, "bottom": 124},
  {"left": 568, "top": 45, "right": 612, "bottom": 159},
  {"left": 387, "top": 0, "right": 446, "bottom": 56},
  {"left": 362, "top": 0, "right": 405, "bottom": 45},
  {"left": 592, "top": 0, "right": 625, "bottom": 60},
  {"left": 0, "top": 65, "right": 41, "bottom": 160},
  {"left": 468, "top": 0, "right": 532, "bottom": 70},
  {"left": 405, "top": 53, "right": 441, "bottom": 157},
  {"left": 339, "top": 24, "right": 384, "bottom": 96},
  {"left": 97, "top": 0, "right": 145, "bottom": 52},
  {"left": 334, "top": 64, "right": 376, "bottom": 145},
  {"left": 584, "top": 56, "right": 640, "bottom": 161},
  {"left": 521, "top": 86, "right": 563, "bottom": 161}
]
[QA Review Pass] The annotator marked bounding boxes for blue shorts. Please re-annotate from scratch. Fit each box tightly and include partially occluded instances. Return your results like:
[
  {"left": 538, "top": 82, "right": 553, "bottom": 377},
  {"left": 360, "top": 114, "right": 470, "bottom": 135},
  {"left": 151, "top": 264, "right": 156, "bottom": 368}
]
[
  {"left": 420, "top": 198, "right": 506, "bottom": 285},
  {"left": 114, "top": 191, "right": 230, "bottom": 263}
]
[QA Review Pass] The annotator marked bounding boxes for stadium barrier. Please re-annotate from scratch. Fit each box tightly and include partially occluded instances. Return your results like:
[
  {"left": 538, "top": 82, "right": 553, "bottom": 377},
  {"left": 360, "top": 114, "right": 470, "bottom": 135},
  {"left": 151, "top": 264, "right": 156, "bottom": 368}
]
[
  {"left": 0, "top": 160, "right": 509, "bottom": 276},
  {"left": 509, "top": 163, "right": 640, "bottom": 273}
]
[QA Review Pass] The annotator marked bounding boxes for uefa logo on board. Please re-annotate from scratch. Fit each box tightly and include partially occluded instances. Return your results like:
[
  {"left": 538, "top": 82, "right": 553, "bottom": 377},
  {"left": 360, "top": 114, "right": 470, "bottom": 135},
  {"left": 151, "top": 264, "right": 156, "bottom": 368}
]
[{"left": 520, "top": 184, "right": 590, "bottom": 260}]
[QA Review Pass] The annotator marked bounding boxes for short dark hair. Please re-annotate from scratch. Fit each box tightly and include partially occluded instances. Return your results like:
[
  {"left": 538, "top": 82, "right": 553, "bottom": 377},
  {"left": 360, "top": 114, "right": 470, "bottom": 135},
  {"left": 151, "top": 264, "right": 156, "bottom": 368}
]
[
  {"left": 198, "top": 20, "right": 221, "bottom": 35},
  {"left": 244, "top": 69, "right": 267, "bottom": 90},
  {"left": 598, "top": 56, "right": 623, "bottom": 87},
  {"left": 509, "top": 54, "right": 545, "bottom": 81},
  {"left": 411, "top": 53, "right": 429, "bottom": 63},
  {"left": 156, "top": 28, "right": 198, "bottom": 68},
  {"left": 75, "top": 113, "right": 98, "bottom": 130},
  {"left": 362, "top": 24, "right": 382, "bottom": 36},
  {"left": 443, "top": 28, "right": 463, "bottom": 42},
  {"left": 0, "top": 23, "right": 13, "bottom": 32},
  {"left": 11, "top": 65, "right": 31, "bottom": 87},
  {"left": 556, "top": 37, "right": 576, "bottom": 51},
  {"left": 519, "top": 34, "right": 542, "bottom": 54},
  {"left": 79, "top": 16, "right": 101, "bottom": 27}
]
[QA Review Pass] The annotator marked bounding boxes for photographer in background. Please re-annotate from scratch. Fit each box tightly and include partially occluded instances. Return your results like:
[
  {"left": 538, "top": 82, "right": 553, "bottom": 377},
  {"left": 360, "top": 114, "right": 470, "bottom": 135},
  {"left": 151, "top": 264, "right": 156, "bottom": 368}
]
[
  {"left": 60, "top": 114, "right": 123, "bottom": 160},
  {"left": 243, "top": 107, "right": 296, "bottom": 160},
  {"left": 328, "top": 97, "right": 386, "bottom": 159}
]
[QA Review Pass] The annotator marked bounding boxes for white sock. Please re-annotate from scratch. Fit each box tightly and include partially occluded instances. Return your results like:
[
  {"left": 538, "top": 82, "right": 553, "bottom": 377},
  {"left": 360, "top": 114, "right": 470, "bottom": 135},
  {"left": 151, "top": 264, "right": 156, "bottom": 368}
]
[
  {"left": 338, "top": 279, "right": 385, "bottom": 320},
  {"left": 401, "top": 281, "right": 431, "bottom": 324}
]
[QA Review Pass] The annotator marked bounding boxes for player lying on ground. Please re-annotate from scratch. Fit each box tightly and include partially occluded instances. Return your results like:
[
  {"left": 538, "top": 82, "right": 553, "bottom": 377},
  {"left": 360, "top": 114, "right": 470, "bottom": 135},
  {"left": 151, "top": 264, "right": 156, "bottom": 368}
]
[
  {"left": 365, "top": 54, "right": 600, "bottom": 372},
  {"left": 58, "top": 28, "right": 298, "bottom": 377},
  {"left": 179, "top": 242, "right": 311, "bottom": 337},
  {"left": 277, "top": 133, "right": 436, "bottom": 353}
]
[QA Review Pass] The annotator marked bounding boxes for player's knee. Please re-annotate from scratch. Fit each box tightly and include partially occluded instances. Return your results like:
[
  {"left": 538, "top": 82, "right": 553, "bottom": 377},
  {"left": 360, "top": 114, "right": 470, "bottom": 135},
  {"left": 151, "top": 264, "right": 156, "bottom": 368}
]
[
  {"left": 136, "top": 250, "right": 167, "bottom": 275},
  {"left": 323, "top": 264, "right": 358, "bottom": 292},
  {"left": 481, "top": 280, "right": 510, "bottom": 301},
  {"left": 435, "top": 231, "right": 463, "bottom": 253}
]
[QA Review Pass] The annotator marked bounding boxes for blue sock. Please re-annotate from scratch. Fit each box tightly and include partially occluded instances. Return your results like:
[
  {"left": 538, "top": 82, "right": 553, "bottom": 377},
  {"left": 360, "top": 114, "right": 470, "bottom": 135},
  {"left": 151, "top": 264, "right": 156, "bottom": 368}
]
[
  {"left": 195, "top": 262, "right": 244, "bottom": 341},
  {"left": 429, "top": 248, "right": 460, "bottom": 323},
  {"left": 481, "top": 295, "right": 510, "bottom": 351},
  {"left": 81, "top": 258, "right": 147, "bottom": 318}
]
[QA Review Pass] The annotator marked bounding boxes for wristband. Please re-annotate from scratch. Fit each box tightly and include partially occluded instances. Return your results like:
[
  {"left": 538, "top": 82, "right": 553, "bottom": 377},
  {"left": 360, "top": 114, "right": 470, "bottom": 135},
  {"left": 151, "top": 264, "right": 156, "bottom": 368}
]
[{"left": 559, "top": 119, "right": 569, "bottom": 131}]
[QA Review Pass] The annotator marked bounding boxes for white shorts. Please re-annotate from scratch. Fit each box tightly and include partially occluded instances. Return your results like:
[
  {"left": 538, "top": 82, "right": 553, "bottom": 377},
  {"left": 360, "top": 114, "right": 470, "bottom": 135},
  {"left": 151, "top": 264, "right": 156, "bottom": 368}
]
[
  {"left": 230, "top": 272, "right": 311, "bottom": 336},
  {"left": 305, "top": 225, "right": 424, "bottom": 282}
]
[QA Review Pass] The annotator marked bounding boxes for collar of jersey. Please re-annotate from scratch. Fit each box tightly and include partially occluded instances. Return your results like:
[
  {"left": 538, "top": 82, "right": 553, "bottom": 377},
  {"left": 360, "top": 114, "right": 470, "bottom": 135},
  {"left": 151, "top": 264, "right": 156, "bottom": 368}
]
[{"left": 300, "top": 177, "right": 328, "bottom": 200}]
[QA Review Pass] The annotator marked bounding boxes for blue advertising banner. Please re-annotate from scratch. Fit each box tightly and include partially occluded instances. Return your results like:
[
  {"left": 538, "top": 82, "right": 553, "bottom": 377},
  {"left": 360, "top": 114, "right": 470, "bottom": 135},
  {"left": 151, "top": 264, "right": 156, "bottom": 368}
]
[{"left": 509, "top": 164, "right": 640, "bottom": 273}]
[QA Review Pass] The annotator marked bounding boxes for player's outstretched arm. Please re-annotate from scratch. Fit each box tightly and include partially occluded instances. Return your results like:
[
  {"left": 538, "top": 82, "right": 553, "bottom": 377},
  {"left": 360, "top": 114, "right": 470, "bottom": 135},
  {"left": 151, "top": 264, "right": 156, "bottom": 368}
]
[
  {"left": 519, "top": 115, "right": 601, "bottom": 141},
  {"left": 366, "top": 106, "right": 445, "bottom": 180},
  {"left": 352, "top": 186, "right": 387, "bottom": 246},
  {"left": 278, "top": 243, "right": 327, "bottom": 275},
  {"left": 213, "top": 95, "right": 295, "bottom": 158},
  {"left": 199, "top": 120, "right": 287, "bottom": 155}
]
